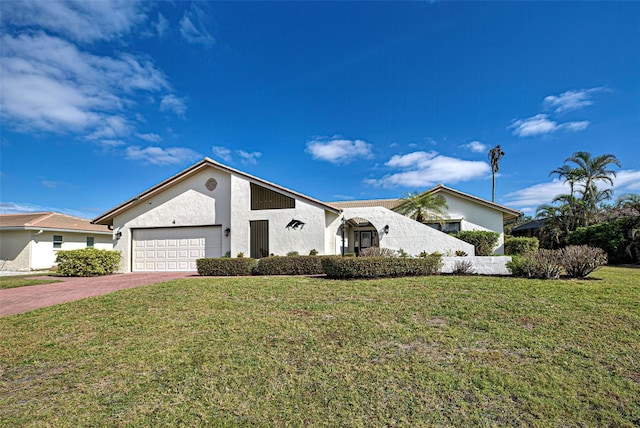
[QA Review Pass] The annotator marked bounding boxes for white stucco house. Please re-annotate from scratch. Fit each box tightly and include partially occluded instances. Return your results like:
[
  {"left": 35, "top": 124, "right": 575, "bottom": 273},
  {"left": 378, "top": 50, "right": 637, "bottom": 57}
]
[
  {"left": 0, "top": 212, "right": 113, "bottom": 271},
  {"left": 92, "top": 158, "right": 521, "bottom": 273}
]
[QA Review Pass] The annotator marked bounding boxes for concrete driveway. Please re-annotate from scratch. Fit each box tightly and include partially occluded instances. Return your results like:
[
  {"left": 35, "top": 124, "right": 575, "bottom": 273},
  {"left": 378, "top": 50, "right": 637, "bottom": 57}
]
[{"left": 1, "top": 272, "right": 196, "bottom": 317}]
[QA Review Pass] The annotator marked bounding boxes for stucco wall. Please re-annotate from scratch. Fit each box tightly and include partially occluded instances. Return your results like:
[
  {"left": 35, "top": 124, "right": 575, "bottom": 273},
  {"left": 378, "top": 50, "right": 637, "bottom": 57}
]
[
  {"left": 441, "top": 256, "right": 512, "bottom": 275},
  {"left": 335, "top": 207, "right": 475, "bottom": 257},
  {"left": 439, "top": 193, "right": 507, "bottom": 254},
  {"left": 112, "top": 168, "right": 232, "bottom": 272},
  {"left": 229, "top": 174, "right": 331, "bottom": 257},
  {"left": 0, "top": 230, "right": 112, "bottom": 271},
  {"left": 0, "top": 230, "right": 31, "bottom": 271}
]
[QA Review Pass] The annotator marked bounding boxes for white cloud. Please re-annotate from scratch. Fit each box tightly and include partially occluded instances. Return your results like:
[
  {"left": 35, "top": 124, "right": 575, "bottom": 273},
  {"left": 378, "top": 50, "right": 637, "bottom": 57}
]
[
  {"left": 306, "top": 137, "right": 373, "bottom": 164},
  {"left": 0, "top": 0, "right": 148, "bottom": 43},
  {"left": 543, "top": 87, "right": 605, "bottom": 113},
  {"left": 366, "top": 151, "right": 490, "bottom": 188},
  {"left": 135, "top": 133, "right": 162, "bottom": 143},
  {"left": 155, "top": 13, "right": 169, "bottom": 37},
  {"left": 1, "top": 32, "right": 170, "bottom": 137},
  {"left": 160, "top": 94, "right": 187, "bottom": 117},
  {"left": 237, "top": 150, "right": 262, "bottom": 165},
  {"left": 179, "top": 4, "right": 215, "bottom": 46},
  {"left": 125, "top": 146, "right": 200, "bottom": 166},
  {"left": 461, "top": 141, "right": 487, "bottom": 153},
  {"left": 0, "top": 201, "right": 92, "bottom": 218},
  {"left": 509, "top": 114, "right": 589, "bottom": 137},
  {"left": 503, "top": 170, "right": 640, "bottom": 212},
  {"left": 211, "top": 146, "right": 233, "bottom": 162}
]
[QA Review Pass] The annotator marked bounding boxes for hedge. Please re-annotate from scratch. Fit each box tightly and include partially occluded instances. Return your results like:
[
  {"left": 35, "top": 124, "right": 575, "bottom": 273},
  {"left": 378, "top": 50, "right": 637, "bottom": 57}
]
[
  {"left": 567, "top": 217, "right": 640, "bottom": 264},
  {"left": 253, "top": 256, "right": 325, "bottom": 275},
  {"left": 196, "top": 258, "right": 257, "bottom": 276},
  {"left": 321, "top": 254, "right": 442, "bottom": 279},
  {"left": 504, "top": 236, "right": 539, "bottom": 256},
  {"left": 454, "top": 231, "right": 500, "bottom": 256},
  {"left": 55, "top": 248, "right": 121, "bottom": 277}
]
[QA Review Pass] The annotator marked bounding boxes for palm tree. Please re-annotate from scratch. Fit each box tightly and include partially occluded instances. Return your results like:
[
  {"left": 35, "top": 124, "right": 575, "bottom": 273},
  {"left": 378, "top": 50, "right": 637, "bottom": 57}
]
[
  {"left": 565, "top": 151, "right": 620, "bottom": 208},
  {"left": 396, "top": 191, "right": 449, "bottom": 224},
  {"left": 548, "top": 164, "right": 580, "bottom": 198},
  {"left": 488, "top": 145, "right": 505, "bottom": 202}
]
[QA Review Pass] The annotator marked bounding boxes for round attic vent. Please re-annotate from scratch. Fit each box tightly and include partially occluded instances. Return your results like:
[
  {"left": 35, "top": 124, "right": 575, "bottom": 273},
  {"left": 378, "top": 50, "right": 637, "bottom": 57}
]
[{"left": 205, "top": 178, "right": 218, "bottom": 191}]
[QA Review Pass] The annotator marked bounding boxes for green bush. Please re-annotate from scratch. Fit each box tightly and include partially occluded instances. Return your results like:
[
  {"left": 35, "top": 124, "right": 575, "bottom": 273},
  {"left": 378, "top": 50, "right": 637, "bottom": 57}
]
[
  {"left": 55, "top": 248, "right": 121, "bottom": 277},
  {"left": 286, "top": 251, "right": 300, "bottom": 257},
  {"left": 253, "top": 256, "right": 324, "bottom": 276},
  {"left": 567, "top": 217, "right": 640, "bottom": 264},
  {"left": 196, "top": 258, "right": 257, "bottom": 276},
  {"left": 504, "top": 236, "right": 539, "bottom": 256},
  {"left": 454, "top": 231, "right": 500, "bottom": 256},
  {"left": 321, "top": 254, "right": 442, "bottom": 279},
  {"left": 560, "top": 245, "right": 608, "bottom": 279}
]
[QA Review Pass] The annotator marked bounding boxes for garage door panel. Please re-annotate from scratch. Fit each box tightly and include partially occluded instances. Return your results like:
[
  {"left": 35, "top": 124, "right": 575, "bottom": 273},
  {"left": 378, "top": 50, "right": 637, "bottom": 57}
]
[{"left": 132, "top": 226, "right": 221, "bottom": 272}]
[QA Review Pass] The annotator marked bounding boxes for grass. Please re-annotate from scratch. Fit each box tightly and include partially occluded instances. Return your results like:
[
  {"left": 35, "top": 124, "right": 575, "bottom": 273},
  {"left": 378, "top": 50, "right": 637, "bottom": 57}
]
[
  {"left": 1, "top": 266, "right": 638, "bottom": 426},
  {"left": 0, "top": 274, "right": 61, "bottom": 289}
]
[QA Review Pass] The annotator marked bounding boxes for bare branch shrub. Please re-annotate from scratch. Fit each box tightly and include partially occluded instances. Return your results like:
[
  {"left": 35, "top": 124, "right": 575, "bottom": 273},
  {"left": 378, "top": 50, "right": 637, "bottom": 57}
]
[{"left": 452, "top": 259, "right": 474, "bottom": 275}]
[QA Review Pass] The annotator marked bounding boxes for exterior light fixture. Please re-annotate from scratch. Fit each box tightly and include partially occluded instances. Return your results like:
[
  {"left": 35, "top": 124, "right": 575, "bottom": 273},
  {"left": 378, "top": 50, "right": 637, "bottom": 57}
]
[
  {"left": 115, "top": 231, "right": 122, "bottom": 240},
  {"left": 224, "top": 227, "right": 231, "bottom": 237},
  {"left": 383, "top": 225, "right": 390, "bottom": 234}
]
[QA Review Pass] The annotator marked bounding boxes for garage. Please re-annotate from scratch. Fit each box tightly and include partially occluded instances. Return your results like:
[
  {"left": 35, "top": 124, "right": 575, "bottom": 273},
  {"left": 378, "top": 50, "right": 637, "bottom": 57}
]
[{"left": 132, "top": 226, "right": 222, "bottom": 272}]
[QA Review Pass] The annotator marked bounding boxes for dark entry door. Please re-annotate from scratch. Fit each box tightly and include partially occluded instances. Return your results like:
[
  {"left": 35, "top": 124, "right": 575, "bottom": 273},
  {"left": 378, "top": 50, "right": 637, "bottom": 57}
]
[{"left": 250, "top": 220, "right": 269, "bottom": 258}]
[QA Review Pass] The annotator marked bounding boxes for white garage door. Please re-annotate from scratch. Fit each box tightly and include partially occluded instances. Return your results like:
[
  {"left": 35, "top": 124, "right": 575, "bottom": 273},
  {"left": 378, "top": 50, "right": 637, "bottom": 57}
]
[{"left": 132, "top": 226, "right": 222, "bottom": 272}]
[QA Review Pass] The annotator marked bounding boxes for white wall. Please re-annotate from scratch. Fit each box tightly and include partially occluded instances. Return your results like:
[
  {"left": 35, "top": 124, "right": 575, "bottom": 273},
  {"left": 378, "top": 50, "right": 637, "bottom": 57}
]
[
  {"left": 334, "top": 207, "right": 475, "bottom": 257},
  {"left": 441, "top": 256, "right": 512, "bottom": 275},
  {"left": 0, "top": 230, "right": 31, "bottom": 271},
  {"left": 112, "top": 168, "right": 232, "bottom": 272},
  {"left": 0, "top": 230, "right": 112, "bottom": 271},
  {"left": 439, "top": 193, "right": 507, "bottom": 254},
  {"left": 229, "top": 174, "right": 331, "bottom": 257}
]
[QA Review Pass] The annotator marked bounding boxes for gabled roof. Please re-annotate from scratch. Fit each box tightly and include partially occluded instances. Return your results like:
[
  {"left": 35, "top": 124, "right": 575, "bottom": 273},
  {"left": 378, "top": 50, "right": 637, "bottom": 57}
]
[
  {"left": 93, "top": 157, "right": 341, "bottom": 225},
  {"left": 422, "top": 184, "right": 522, "bottom": 220},
  {"left": 329, "top": 184, "right": 522, "bottom": 220},
  {"left": 511, "top": 219, "right": 545, "bottom": 232},
  {"left": 0, "top": 212, "right": 111, "bottom": 234}
]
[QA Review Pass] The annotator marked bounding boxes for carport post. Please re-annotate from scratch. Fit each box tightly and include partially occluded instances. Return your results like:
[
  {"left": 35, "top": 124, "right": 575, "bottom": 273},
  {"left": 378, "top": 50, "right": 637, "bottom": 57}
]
[{"left": 341, "top": 216, "right": 345, "bottom": 257}]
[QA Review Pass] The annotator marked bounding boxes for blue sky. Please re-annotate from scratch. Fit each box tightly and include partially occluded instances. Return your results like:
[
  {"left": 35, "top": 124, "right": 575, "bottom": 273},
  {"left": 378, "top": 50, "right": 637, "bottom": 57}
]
[{"left": 1, "top": 1, "right": 639, "bottom": 220}]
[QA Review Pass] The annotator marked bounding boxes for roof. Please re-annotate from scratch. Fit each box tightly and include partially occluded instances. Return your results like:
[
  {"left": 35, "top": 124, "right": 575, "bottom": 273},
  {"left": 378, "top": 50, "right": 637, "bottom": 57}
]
[
  {"left": 423, "top": 184, "right": 522, "bottom": 220},
  {"left": 328, "top": 199, "right": 402, "bottom": 210},
  {"left": 93, "top": 157, "right": 341, "bottom": 225},
  {"left": 0, "top": 212, "right": 111, "bottom": 234},
  {"left": 511, "top": 219, "right": 545, "bottom": 232},
  {"left": 329, "top": 184, "right": 521, "bottom": 220}
]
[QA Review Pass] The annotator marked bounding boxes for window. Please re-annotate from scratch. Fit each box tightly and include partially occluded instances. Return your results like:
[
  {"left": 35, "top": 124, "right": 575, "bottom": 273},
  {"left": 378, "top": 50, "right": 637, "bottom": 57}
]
[
  {"left": 86, "top": 237, "right": 95, "bottom": 248},
  {"left": 426, "top": 221, "right": 461, "bottom": 234},
  {"left": 53, "top": 235, "right": 63, "bottom": 249},
  {"left": 250, "top": 183, "right": 295, "bottom": 210}
]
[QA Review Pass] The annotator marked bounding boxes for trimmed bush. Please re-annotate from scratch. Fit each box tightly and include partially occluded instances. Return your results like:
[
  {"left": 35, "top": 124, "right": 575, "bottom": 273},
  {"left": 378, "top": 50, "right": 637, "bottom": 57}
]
[
  {"left": 454, "top": 231, "right": 500, "bottom": 256},
  {"left": 507, "top": 249, "right": 562, "bottom": 279},
  {"left": 55, "top": 248, "right": 121, "bottom": 277},
  {"left": 359, "top": 247, "right": 397, "bottom": 257},
  {"left": 196, "top": 258, "right": 257, "bottom": 276},
  {"left": 321, "top": 254, "right": 442, "bottom": 279},
  {"left": 560, "top": 245, "right": 607, "bottom": 278},
  {"left": 253, "top": 256, "right": 324, "bottom": 276},
  {"left": 504, "top": 236, "right": 539, "bottom": 256},
  {"left": 567, "top": 217, "right": 640, "bottom": 264}
]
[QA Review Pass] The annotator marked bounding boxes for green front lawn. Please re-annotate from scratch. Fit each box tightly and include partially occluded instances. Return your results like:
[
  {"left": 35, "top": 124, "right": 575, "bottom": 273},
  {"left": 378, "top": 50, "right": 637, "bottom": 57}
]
[
  {"left": 1, "top": 267, "right": 638, "bottom": 426},
  {"left": 0, "top": 275, "right": 61, "bottom": 289}
]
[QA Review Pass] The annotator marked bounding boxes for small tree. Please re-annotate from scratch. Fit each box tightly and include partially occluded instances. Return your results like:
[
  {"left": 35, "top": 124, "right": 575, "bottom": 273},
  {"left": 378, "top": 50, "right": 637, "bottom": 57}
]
[{"left": 396, "top": 191, "right": 449, "bottom": 224}]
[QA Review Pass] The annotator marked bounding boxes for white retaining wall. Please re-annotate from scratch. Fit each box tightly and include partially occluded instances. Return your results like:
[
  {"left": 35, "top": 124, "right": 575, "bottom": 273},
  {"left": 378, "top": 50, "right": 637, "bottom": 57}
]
[{"left": 441, "top": 256, "right": 512, "bottom": 275}]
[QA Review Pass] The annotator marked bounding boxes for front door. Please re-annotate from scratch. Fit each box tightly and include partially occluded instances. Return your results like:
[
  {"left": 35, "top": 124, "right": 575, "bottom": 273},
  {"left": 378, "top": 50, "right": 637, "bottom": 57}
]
[{"left": 250, "top": 220, "right": 269, "bottom": 258}]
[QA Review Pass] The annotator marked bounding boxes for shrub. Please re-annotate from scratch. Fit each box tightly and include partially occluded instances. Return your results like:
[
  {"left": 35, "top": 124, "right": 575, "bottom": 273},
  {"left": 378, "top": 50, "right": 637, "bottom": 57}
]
[
  {"left": 567, "top": 217, "right": 640, "bottom": 264},
  {"left": 454, "top": 231, "right": 500, "bottom": 256},
  {"left": 560, "top": 245, "right": 607, "bottom": 278},
  {"left": 452, "top": 259, "right": 474, "bottom": 275},
  {"left": 360, "top": 247, "right": 397, "bottom": 257},
  {"left": 397, "top": 248, "right": 409, "bottom": 258},
  {"left": 286, "top": 251, "right": 300, "bottom": 257},
  {"left": 507, "top": 249, "right": 562, "bottom": 279},
  {"left": 504, "top": 236, "right": 539, "bottom": 256},
  {"left": 344, "top": 252, "right": 356, "bottom": 257},
  {"left": 455, "top": 250, "right": 468, "bottom": 257},
  {"left": 321, "top": 254, "right": 442, "bottom": 279},
  {"left": 55, "top": 248, "right": 121, "bottom": 277},
  {"left": 254, "top": 256, "right": 324, "bottom": 275},
  {"left": 309, "top": 249, "right": 318, "bottom": 256},
  {"left": 237, "top": 252, "right": 245, "bottom": 258},
  {"left": 197, "top": 258, "right": 256, "bottom": 276}
]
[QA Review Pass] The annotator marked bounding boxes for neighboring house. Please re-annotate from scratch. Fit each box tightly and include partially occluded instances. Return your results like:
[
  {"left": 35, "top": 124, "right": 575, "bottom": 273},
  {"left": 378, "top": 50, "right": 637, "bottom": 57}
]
[
  {"left": 93, "top": 158, "right": 521, "bottom": 273},
  {"left": 511, "top": 219, "right": 544, "bottom": 238},
  {"left": 0, "top": 212, "right": 113, "bottom": 271}
]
